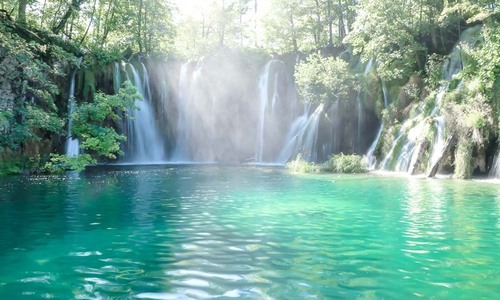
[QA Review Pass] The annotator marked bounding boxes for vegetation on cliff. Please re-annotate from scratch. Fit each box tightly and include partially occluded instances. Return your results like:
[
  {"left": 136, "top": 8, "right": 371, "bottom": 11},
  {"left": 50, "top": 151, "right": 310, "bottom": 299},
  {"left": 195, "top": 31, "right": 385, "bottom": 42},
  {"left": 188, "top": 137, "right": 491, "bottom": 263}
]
[{"left": 0, "top": 0, "right": 498, "bottom": 178}]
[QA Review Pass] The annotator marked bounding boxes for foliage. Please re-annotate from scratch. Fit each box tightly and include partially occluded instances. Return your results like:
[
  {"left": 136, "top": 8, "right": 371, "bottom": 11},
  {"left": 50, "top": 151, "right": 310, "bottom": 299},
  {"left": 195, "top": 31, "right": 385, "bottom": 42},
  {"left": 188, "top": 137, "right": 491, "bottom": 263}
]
[
  {"left": 0, "top": 153, "right": 95, "bottom": 175},
  {"left": 286, "top": 154, "right": 321, "bottom": 173},
  {"left": 344, "top": 0, "right": 435, "bottom": 80},
  {"left": 295, "top": 52, "right": 353, "bottom": 103},
  {"left": 0, "top": 159, "right": 22, "bottom": 176},
  {"left": 71, "top": 81, "right": 141, "bottom": 159},
  {"left": 0, "top": 22, "right": 71, "bottom": 151},
  {"left": 287, "top": 153, "right": 367, "bottom": 174},
  {"left": 37, "top": 153, "right": 96, "bottom": 173},
  {"left": 262, "top": 0, "right": 357, "bottom": 52},
  {"left": 454, "top": 141, "right": 473, "bottom": 179},
  {"left": 425, "top": 54, "right": 446, "bottom": 90},
  {"left": 461, "top": 20, "right": 500, "bottom": 97},
  {"left": 174, "top": 0, "right": 253, "bottom": 57},
  {"left": 322, "top": 153, "right": 367, "bottom": 173}
]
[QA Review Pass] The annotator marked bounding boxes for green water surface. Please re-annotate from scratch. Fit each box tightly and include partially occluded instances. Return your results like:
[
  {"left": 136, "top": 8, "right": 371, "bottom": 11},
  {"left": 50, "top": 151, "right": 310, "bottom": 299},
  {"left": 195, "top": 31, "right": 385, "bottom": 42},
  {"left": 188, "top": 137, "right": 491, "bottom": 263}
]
[{"left": 0, "top": 165, "right": 499, "bottom": 299}]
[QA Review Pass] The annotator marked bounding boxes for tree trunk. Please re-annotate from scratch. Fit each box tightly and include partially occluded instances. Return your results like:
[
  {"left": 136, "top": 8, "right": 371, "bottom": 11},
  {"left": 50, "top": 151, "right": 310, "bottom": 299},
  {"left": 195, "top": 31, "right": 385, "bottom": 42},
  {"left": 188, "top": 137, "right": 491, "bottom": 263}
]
[
  {"left": 314, "top": 0, "right": 322, "bottom": 48},
  {"left": 100, "top": 0, "right": 115, "bottom": 47},
  {"left": 52, "top": 0, "right": 86, "bottom": 34},
  {"left": 143, "top": 1, "right": 148, "bottom": 53},
  {"left": 408, "top": 138, "right": 428, "bottom": 175},
  {"left": 428, "top": 136, "right": 454, "bottom": 178},
  {"left": 17, "top": 0, "right": 27, "bottom": 24},
  {"left": 327, "top": 0, "right": 333, "bottom": 45},
  {"left": 290, "top": 14, "right": 298, "bottom": 52},
  {"left": 137, "top": 0, "right": 143, "bottom": 53},
  {"left": 79, "top": 0, "right": 97, "bottom": 45},
  {"left": 338, "top": 0, "right": 345, "bottom": 41}
]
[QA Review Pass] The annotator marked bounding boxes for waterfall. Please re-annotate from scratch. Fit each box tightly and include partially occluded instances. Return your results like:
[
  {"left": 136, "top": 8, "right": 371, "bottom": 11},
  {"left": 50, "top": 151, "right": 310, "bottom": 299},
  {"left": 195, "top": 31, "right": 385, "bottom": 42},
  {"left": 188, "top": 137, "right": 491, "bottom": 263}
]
[
  {"left": 65, "top": 57, "right": 82, "bottom": 157},
  {"left": 378, "top": 26, "right": 480, "bottom": 173},
  {"left": 254, "top": 60, "right": 302, "bottom": 163},
  {"left": 256, "top": 61, "right": 273, "bottom": 162},
  {"left": 113, "top": 62, "right": 121, "bottom": 94},
  {"left": 381, "top": 79, "right": 389, "bottom": 108},
  {"left": 171, "top": 60, "right": 200, "bottom": 161},
  {"left": 277, "top": 104, "right": 324, "bottom": 163},
  {"left": 379, "top": 120, "right": 414, "bottom": 170},
  {"left": 356, "top": 93, "right": 363, "bottom": 153},
  {"left": 429, "top": 116, "right": 445, "bottom": 167},
  {"left": 122, "top": 62, "right": 165, "bottom": 163},
  {"left": 366, "top": 125, "right": 383, "bottom": 169},
  {"left": 65, "top": 70, "right": 79, "bottom": 157},
  {"left": 364, "top": 59, "right": 387, "bottom": 168},
  {"left": 490, "top": 152, "right": 500, "bottom": 178}
]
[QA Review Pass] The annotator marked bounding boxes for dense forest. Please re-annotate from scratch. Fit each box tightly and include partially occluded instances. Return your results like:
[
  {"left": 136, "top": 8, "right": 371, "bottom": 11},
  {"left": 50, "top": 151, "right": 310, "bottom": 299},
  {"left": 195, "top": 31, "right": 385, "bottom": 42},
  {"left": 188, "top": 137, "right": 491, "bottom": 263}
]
[{"left": 0, "top": 0, "right": 499, "bottom": 179}]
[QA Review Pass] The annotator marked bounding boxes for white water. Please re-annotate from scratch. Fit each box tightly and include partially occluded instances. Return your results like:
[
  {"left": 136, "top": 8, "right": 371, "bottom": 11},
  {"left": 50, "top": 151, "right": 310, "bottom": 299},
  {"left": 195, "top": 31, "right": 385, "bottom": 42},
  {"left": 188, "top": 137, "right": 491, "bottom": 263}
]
[
  {"left": 277, "top": 104, "right": 324, "bottom": 163},
  {"left": 65, "top": 57, "right": 83, "bottom": 157},
  {"left": 171, "top": 62, "right": 190, "bottom": 161},
  {"left": 113, "top": 62, "right": 121, "bottom": 94},
  {"left": 490, "top": 152, "right": 500, "bottom": 178},
  {"left": 65, "top": 69, "right": 79, "bottom": 157},
  {"left": 256, "top": 61, "right": 273, "bottom": 162},
  {"left": 379, "top": 120, "right": 415, "bottom": 170},
  {"left": 429, "top": 116, "right": 446, "bottom": 167},
  {"left": 366, "top": 124, "right": 383, "bottom": 169},
  {"left": 356, "top": 93, "right": 363, "bottom": 152},
  {"left": 381, "top": 80, "right": 389, "bottom": 108},
  {"left": 379, "top": 27, "right": 480, "bottom": 174},
  {"left": 365, "top": 60, "right": 388, "bottom": 168},
  {"left": 123, "top": 62, "right": 165, "bottom": 163}
]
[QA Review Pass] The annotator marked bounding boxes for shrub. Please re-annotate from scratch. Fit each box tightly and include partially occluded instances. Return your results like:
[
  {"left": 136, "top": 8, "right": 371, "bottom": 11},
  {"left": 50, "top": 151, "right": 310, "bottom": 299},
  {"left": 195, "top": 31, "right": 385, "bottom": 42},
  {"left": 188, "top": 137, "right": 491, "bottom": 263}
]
[
  {"left": 322, "top": 153, "right": 367, "bottom": 173},
  {"left": 286, "top": 154, "right": 320, "bottom": 173}
]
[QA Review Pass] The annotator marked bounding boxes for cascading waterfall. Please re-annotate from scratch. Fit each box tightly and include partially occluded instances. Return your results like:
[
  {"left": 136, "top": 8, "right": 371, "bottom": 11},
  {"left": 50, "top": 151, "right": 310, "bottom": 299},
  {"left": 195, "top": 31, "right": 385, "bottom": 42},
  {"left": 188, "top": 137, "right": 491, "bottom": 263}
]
[
  {"left": 113, "top": 62, "right": 121, "bottom": 94},
  {"left": 171, "top": 59, "right": 203, "bottom": 161},
  {"left": 256, "top": 61, "right": 273, "bottom": 162},
  {"left": 490, "top": 152, "right": 500, "bottom": 178},
  {"left": 120, "top": 61, "right": 165, "bottom": 163},
  {"left": 65, "top": 68, "right": 79, "bottom": 157},
  {"left": 379, "top": 26, "right": 479, "bottom": 173},
  {"left": 65, "top": 57, "right": 83, "bottom": 157},
  {"left": 365, "top": 63, "right": 388, "bottom": 169},
  {"left": 255, "top": 60, "right": 302, "bottom": 163},
  {"left": 366, "top": 125, "right": 383, "bottom": 169},
  {"left": 356, "top": 93, "right": 363, "bottom": 153},
  {"left": 381, "top": 79, "right": 389, "bottom": 108},
  {"left": 277, "top": 104, "right": 324, "bottom": 163},
  {"left": 429, "top": 115, "right": 445, "bottom": 167}
]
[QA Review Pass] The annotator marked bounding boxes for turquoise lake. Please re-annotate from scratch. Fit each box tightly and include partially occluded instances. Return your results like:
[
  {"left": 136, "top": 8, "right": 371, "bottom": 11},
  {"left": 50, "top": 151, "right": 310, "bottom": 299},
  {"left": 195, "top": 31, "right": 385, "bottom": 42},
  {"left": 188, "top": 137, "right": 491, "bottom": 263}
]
[{"left": 0, "top": 165, "right": 499, "bottom": 299}]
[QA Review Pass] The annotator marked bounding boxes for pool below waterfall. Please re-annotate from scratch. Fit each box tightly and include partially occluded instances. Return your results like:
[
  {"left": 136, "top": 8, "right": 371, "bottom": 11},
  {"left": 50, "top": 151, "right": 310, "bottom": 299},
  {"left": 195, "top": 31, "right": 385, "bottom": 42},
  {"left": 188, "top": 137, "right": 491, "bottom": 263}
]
[{"left": 0, "top": 165, "right": 499, "bottom": 298}]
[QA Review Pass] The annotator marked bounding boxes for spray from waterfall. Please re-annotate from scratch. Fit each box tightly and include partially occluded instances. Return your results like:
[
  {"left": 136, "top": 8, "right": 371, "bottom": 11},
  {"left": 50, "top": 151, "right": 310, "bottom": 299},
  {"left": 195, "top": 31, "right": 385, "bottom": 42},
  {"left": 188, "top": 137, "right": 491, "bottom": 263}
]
[
  {"left": 378, "top": 26, "right": 480, "bottom": 174},
  {"left": 256, "top": 61, "right": 273, "bottom": 162},
  {"left": 119, "top": 61, "right": 165, "bottom": 163},
  {"left": 490, "top": 151, "right": 500, "bottom": 178},
  {"left": 365, "top": 59, "right": 387, "bottom": 169},
  {"left": 171, "top": 61, "right": 193, "bottom": 161},
  {"left": 65, "top": 57, "right": 83, "bottom": 157},
  {"left": 277, "top": 104, "right": 324, "bottom": 163}
]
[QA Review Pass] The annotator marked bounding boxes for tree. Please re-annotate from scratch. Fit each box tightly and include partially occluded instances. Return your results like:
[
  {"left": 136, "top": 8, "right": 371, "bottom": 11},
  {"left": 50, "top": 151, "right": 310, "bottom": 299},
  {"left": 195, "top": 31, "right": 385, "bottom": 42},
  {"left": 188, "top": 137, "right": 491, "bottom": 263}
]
[
  {"left": 345, "top": 0, "right": 435, "bottom": 80},
  {"left": 71, "top": 81, "right": 141, "bottom": 159},
  {"left": 295, "top": 52, "right": 353, "bottom": 103}
]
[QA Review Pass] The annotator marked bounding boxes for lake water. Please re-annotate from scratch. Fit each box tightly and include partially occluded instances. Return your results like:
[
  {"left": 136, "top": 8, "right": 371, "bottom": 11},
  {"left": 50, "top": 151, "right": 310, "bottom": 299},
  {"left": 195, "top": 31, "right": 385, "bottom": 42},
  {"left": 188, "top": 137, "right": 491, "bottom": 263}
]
[{"left": 0, "top": 165, "right": 499, "bottom": 299}]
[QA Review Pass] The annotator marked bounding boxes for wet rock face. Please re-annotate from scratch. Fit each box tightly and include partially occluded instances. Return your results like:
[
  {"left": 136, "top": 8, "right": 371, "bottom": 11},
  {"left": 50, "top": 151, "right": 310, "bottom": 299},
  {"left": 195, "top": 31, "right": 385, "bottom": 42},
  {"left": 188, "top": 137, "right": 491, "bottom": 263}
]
[{"left": 0, "top": 55, "right": 20, "bottom": 111}]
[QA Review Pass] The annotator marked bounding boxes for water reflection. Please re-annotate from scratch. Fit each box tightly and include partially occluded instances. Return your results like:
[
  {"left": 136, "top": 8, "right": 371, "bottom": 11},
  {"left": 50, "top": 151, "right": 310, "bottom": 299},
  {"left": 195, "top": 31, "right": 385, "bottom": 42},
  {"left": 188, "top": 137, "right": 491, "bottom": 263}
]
[{"left": 0, "top": 168, "right": 499, "bottom": 299}]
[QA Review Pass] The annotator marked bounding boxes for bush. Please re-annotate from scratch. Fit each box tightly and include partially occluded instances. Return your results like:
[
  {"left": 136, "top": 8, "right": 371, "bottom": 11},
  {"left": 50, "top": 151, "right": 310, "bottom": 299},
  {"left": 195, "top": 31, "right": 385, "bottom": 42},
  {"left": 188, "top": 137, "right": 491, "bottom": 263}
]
[
  {"left": 286, "top": 154, "right": 320, "bottom": 173},
  {"left": 321, "top": 153, "right": 367, "bottom": 173}
]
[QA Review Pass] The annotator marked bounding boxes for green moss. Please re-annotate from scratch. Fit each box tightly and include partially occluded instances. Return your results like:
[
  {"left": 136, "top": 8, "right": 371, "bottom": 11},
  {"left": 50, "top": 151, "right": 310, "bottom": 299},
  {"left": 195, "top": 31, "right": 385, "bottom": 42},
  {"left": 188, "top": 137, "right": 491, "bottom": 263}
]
[
  {"left": 321, "top": 153, "right": 367, "bottom": 173},
  {"left": 454, "top": 140, "right": 473, "bottom": 179},
  {"left": 286, "top": 154, "right": 320, "bottom": 173},
  {"left": 82, "top": 69, "right": 96, "bottom": 102}
]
